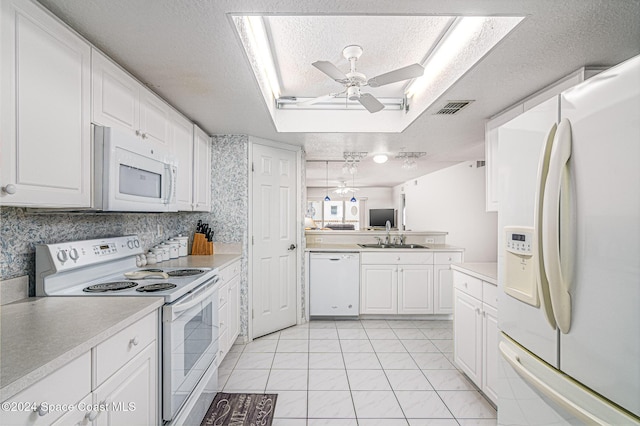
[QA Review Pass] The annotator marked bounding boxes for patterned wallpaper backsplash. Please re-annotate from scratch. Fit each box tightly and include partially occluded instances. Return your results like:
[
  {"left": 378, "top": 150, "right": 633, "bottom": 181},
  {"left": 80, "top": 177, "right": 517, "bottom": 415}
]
[
  {"left": 211, "top": 134, "right": 249, "bottom": 337},
  {"left": 0, "top": 208, "right": 213, "bottom": 285}
]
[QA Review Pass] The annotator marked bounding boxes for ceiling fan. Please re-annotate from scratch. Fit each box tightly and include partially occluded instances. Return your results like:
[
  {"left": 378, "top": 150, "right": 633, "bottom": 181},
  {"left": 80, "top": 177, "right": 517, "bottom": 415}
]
[
  {"left": 333, "top": 181, "right": 359, "bottom": 195},
  {"left": 302, "top": 45, "right": 424, "bottom": 113}
]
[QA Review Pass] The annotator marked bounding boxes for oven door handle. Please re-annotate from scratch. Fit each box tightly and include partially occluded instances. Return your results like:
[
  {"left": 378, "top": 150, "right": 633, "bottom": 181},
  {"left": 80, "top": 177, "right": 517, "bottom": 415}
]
[{"left": 167, "top": 276, "right": 219, "bottom": 319}]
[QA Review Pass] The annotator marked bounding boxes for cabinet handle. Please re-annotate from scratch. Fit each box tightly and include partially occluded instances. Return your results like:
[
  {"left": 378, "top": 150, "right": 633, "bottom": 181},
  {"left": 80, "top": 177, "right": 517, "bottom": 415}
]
[
  {"left": 2, "top": 184, "right": 16, "bottom": 195},
  {"left": 86, "top": 410, "right": 100, "bottom": 421},
  {"left": 129, "top": 336, "right": 139, "bottom": 346},
  {"left": 475, "top": 308, "right": 481, "bottom": 314},
  {"left": 141, "top": 132, "right": 148, "bottom": 139},
  {"left": 464, "top": 282, "right": 468, "bottom": 288},
  {"left": 34, "top": 403, "right": 48, "bottom": 416},
  {"left": 397, "top": 256, "right": 401, "bottom": 261},
  {"left": 135, "top": 129, "right": 141, "bottom": 136}
]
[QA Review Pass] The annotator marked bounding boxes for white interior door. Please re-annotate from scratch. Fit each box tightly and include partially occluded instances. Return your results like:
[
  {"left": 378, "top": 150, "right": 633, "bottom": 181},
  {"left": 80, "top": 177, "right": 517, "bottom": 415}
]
[{"left": 251, "top": 143, "right": 298, "bottom": 339}]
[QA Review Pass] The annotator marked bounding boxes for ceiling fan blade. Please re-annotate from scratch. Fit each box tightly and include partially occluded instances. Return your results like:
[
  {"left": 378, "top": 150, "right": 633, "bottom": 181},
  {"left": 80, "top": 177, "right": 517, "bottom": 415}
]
[
  {"left": 312, "top": 61, "right": 347, "bottom": 81},
  {"left": 358, "top": 93, "right": 385, "bottom": 113},
  {"left": 298, "top": 94, "right": 335, "bottom": 106},
  {"left": 367, "top": 63, "right": 424, "bottom": 87}
]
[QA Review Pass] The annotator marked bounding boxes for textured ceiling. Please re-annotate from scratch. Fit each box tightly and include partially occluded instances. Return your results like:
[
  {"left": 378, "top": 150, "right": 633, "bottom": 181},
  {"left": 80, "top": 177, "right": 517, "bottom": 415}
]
[
  {"left": 267, "top": 15, "right": 453, "bottom": 98},
  {"left": 36, "top": 0, "right": 640, "bottom": 187}
]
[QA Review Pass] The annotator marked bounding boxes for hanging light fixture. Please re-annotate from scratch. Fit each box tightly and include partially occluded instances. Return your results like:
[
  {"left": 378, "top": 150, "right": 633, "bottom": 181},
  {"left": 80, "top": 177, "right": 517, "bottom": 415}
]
[
  {"left": 324, "top": 161, "right": 331, "bottom": 201},
  {"left": 350, "top": 173, "right": 357, "bottom": 203},
  {"left": 396, "top": 152, "right": 426, "bottom": 170}
]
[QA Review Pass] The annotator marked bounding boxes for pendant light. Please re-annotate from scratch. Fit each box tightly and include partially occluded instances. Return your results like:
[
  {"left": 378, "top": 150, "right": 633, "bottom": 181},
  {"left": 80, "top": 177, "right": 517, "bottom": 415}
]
[
  {"left": 324, "top": 161, "right": 331, "bottom": 201},
  {"left": 350, "top": 172, "right": 357, "bottom": 202}
]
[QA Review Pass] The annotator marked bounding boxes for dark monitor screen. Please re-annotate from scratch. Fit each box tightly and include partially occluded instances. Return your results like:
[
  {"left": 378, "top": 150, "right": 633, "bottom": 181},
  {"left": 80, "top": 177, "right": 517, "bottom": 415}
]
[{"left": 369, "top": 208, "right": 395, "bottom": 228}]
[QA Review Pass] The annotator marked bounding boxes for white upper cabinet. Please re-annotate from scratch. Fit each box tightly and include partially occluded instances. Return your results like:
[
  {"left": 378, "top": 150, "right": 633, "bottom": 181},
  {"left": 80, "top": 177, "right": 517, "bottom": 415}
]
[
  {"left": 0, "top": 0, "right": 91, "bottom": 207},
  {"left": 192, "top": 125, "right": 212, "bottom": 212},
  {"left": 92, "top": 49, "right": 169, "bottom": 148},
  {"left": 169, "top": 111, "right": 194, "bottom": 211}
]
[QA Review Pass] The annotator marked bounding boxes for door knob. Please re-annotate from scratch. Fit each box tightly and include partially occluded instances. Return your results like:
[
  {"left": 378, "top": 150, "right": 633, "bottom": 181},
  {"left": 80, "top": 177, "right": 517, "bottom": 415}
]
[{"left": 288, "top": 244, "right": 297, "bottom": 251}]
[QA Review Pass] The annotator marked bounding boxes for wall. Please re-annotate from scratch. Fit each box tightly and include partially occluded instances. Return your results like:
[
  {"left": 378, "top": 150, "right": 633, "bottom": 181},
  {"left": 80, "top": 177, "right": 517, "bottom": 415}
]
[
  {"left": 210, "top": 134, "right": 249, "bottom": 337},
  {"left": 396, "top": 161, "right": 498, "bottom": 262}
]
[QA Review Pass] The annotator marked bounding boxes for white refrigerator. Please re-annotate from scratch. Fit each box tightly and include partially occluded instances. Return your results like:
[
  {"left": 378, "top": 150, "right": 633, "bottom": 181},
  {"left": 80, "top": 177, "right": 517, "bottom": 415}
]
[{"left": 497, "top": 55, "right": 640, "bottom": 424}]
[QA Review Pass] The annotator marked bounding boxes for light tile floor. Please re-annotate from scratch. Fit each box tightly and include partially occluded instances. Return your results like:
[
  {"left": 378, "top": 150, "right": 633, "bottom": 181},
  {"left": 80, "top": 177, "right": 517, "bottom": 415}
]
[{"left": 218, "top": 319, "right": 496, "bottom": 426}]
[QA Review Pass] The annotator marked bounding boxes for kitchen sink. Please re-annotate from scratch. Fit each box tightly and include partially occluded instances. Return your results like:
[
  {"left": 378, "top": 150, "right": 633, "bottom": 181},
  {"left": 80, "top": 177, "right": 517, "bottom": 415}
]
[{"left": 358, "top": 243, "right": 427, "bottom": 249}]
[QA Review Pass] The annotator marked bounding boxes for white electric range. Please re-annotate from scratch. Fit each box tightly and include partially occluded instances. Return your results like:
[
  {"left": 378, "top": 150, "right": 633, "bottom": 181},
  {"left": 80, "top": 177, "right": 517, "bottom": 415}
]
[{"left": 35, "top": 235, "right": 221, "bottom": 424}]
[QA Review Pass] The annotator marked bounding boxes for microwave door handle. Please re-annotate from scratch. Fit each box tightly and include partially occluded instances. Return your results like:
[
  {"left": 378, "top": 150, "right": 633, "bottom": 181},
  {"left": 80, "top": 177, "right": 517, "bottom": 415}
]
[
  {"left": 165, "top": 164, "right": 176, "bottom": 205},
  {"left": 168, "top": 277, "right": 220, "bottom": 318}
]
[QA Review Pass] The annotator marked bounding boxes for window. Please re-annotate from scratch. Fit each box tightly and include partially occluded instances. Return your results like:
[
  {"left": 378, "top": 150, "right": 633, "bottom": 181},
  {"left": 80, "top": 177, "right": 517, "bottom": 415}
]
[{"left": 306, "top": 199, "right": 364, "bottom": 230}]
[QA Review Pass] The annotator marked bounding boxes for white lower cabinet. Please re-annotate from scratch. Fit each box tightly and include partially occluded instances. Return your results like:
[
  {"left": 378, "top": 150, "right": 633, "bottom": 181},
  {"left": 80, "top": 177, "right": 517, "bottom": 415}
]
[
  {"left": 0, "top": 352, "right": 91, "bottom": 425},
  {"left": 360, "top": 252, "right": 435, "bottom": 315},
  {"left": 217, "top": 260, "right": 241, "bottom": 363},
  {"left": 361, "top": 264, "right": 398, "bottom": 314},
  {"left": 398, "top": 265, "right": 434, "bottom": 314},
  {"left": 434, "top": 252, "right": 463, "bottom": 314},
  {"left": 453, "top": 269, "right": 498, "bottom": 405},
  {"left": 0, "top": 311, "right": 159, "bottom": 426},
  {"left": 94, "top": 343, "right": 157, "bottom": 426},
  {"left": 359, "top": 251, "right": 462, "bottom": 316}
]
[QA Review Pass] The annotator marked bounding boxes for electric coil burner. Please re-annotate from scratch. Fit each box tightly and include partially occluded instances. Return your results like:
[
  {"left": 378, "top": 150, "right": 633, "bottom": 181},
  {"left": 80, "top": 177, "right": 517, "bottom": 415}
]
[
  {"left": 136, "top": 283, "right": 177, "bottom": 292},
  {"left": 166, "top": 269, "right": 205, "bottom": 277},
  {"left": 83, "top": 281, "right": 138, "bottom": 292}
]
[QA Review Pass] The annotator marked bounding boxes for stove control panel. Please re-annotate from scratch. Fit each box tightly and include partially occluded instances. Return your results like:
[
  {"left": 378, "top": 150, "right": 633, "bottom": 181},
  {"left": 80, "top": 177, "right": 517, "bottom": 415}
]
[{"left": 37, "top": 235, "right": 143, "bottom": 271}]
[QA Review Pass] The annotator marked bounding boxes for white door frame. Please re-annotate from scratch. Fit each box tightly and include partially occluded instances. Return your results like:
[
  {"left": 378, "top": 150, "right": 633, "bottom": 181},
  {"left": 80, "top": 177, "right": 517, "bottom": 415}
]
[{"left": 247, "top": 136, "right": 303, "bottom": 342}]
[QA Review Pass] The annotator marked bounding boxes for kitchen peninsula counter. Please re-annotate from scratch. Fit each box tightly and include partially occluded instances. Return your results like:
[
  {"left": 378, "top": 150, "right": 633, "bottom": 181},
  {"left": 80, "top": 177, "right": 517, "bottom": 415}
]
[{"left": 305, "top": 243, "right": 464, "bottom": 252}]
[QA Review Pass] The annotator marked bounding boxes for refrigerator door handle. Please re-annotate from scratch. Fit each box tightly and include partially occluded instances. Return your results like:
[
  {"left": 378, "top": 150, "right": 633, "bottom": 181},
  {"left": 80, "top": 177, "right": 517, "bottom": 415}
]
[
  {"left": 533, "top": 123, "right": 558, "bottom": 330},
  {"left": 499, "top": 339, "right": 613, "bottom": 425},
  {"left": 541, "top": 118, "right": 573, "bottom": 333}
]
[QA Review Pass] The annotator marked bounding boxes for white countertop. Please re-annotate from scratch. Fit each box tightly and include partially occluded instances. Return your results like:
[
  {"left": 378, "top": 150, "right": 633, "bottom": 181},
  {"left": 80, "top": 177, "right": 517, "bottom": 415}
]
[
  {"left": 451, "top": 262, "right": 498, "bottom": 285},
  {"left": 305, "top": 243, "right": 464, "bottom": 252},
  {"left": 0, "top": 253, "right": 242, "bottom": 402},
  {"left": 159, "top": 253, "right": 241, "bottom": 270},
  {"left": 1, "top": 297, "right": 163, "bottom": 401}
]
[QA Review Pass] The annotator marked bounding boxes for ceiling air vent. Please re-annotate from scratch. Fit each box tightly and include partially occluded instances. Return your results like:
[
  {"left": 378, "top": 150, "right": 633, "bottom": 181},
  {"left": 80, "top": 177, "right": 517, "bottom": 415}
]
[{"left": 435, "top": 100, "right": 473, "bottom": 115}]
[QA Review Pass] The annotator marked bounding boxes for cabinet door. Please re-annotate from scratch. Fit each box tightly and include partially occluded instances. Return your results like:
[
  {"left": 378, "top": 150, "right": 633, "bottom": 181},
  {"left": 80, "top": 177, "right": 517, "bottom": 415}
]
[
  {"left": 192, "top": 125, "right": 211, "bottom": 212},
  {"left": 453, "top": 289, "right": 483, "bottom": 386},
  {"left": 169, "top": 111, "right": 194, "bottom": 211},
  {"left": 228, "top": 274, "right": 240, "bottom": 346},
  {"left": 482, "top": 303, "right": 499, "bottom": 405},
  {"left": 360, "top": 264, "right": 397, "bottom": 314},
  {"left": 1, "top": 0, "right": 91, "bottom": 207},
  {"left": 434, "top": 264, "right": 454, "bottom": 314},
  {"left": 94, "top": 343, "right": 157, "bottom": 426},
  {"left": 398, "top": 264, "right": 433, "bottom": 314},
  {"left": 92, "top": 49, "right": 139, "bottom": 133},
  {"left": 139, "top": 88, "right": 169, "bottom": 147}
]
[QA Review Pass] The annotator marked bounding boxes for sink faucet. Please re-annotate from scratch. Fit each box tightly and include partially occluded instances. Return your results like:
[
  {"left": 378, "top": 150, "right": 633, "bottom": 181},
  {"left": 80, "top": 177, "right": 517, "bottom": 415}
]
[
  {"left": 385, "top": 220, "right": 391, "bottom": 245},
  {"left": 400, "top": 234, "right": 406, "bottom": 245},
  {"left": 374, "top": 237, "right": 383, "bottom": 245}
]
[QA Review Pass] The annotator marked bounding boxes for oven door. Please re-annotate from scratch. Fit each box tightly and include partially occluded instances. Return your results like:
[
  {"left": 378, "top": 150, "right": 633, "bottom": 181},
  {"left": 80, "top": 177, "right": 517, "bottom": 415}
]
[{"left": 163, "top": 276, "right": 219, "bottom": 421}]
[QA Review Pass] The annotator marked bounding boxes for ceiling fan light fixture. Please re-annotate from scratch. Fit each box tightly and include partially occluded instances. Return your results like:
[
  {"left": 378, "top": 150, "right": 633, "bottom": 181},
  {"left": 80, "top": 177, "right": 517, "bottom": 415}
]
[
  {"left": 373, "top": 154, "right": 388, "bottom": 164},
  {"left": 347, "top": 86, "right": 360, "bottom": 101}
]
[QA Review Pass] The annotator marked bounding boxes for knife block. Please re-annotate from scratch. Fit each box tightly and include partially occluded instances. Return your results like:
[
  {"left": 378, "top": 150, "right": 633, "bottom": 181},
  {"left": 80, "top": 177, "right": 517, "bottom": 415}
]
[{"left": 191, "top": 233, "right": 214, "bottom": 255}]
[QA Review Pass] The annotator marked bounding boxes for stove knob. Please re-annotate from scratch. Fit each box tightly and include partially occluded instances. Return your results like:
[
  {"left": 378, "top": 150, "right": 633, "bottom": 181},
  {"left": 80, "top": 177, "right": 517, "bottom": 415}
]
[
  {"left": 127, "top": 240, "right": 135, "bottom": 249},
  {"left": 69, "top": 248, "right": 79, "bottom": 261},
  {"left": 56, "top": 250, "right": 68, "bottom": 263}
]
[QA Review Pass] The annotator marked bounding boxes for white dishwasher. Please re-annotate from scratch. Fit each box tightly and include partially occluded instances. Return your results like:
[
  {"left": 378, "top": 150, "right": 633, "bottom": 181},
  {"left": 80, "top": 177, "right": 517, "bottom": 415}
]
[{"left": 309, "top": 252, "right": 360, "bottom": 317}]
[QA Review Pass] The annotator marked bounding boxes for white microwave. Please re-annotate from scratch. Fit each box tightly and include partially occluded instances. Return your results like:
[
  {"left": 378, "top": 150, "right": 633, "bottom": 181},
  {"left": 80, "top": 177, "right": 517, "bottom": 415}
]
[{"left": 94, "top": 126, "right": 177, "bottom": 212}]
